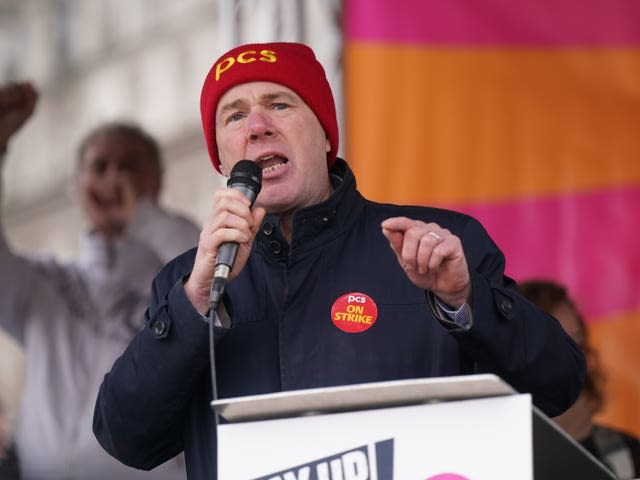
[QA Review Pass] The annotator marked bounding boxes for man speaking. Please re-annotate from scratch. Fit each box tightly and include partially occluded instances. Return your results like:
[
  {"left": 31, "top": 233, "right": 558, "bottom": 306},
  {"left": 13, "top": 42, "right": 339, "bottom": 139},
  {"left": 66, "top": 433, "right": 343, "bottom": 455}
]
[{"left": 93, "top": 42, "right": 585, "bottom": 479}]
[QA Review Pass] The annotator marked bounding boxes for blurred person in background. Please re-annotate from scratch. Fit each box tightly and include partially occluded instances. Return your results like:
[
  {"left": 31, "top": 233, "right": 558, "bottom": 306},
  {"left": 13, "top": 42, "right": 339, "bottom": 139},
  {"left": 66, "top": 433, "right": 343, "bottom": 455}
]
[
  {"left": 0, "top": 81, "right": 199, "bottom": 479},
  {"left": 519, "top": 279, "right": 640, "bottom": 479}
]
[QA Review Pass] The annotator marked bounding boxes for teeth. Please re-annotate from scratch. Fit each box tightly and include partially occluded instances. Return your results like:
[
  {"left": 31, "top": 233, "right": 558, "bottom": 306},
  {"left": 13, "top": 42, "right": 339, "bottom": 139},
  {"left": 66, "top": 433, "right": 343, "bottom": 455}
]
[
  {"left": 262, "top": 162, "right": 286, "bottom": 174},
  {"left": 258, "top": 155, "right": 274, "bottom": 161}
]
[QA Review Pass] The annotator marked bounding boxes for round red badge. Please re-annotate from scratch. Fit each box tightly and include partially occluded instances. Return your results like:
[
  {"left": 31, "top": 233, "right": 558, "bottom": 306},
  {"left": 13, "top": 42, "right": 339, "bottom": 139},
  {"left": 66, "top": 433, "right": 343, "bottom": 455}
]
[{"left": 330, "top": 292, "right": 378, "bottom": 333}]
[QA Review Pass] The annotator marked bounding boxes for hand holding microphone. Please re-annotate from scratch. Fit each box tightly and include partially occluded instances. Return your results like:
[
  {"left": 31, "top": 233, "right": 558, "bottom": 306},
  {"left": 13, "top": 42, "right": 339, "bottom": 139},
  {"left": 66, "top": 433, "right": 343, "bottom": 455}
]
[
  {"left": 184, "top": 160, "right": 264, "bottom": 315},
  {"left": 210, "top": 160, "right": 262, "bottom": 310}
]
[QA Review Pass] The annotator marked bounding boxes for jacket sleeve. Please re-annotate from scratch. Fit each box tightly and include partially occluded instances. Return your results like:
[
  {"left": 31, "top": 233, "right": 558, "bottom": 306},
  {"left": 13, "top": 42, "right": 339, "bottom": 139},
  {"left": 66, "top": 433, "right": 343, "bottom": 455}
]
[
  {"left": 450, "top": 215, "right": 586, "bottom": 417},
  {"left": 92, "top": 254, "right": 223, "bottom": 470}
]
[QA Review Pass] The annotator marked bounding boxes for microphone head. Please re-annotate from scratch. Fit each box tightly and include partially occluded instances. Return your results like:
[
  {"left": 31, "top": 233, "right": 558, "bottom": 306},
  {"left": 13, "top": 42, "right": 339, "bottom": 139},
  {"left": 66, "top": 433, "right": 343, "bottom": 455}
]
[{"left": 227, "top": 160, "right": 262, "bottom": 194}]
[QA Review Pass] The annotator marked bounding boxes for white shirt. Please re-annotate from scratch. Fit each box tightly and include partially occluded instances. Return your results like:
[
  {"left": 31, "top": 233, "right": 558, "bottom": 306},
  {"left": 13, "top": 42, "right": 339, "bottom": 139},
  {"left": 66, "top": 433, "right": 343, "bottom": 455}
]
[{"left": 0, "top": 154, "right": 199, "bottom": 480}]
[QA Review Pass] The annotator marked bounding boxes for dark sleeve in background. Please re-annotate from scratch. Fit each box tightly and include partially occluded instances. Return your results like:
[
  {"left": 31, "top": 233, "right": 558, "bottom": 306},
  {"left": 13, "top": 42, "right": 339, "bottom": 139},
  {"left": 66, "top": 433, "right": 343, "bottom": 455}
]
[{"left": 0, "top": 444, "right": 20, "bottom": 480}]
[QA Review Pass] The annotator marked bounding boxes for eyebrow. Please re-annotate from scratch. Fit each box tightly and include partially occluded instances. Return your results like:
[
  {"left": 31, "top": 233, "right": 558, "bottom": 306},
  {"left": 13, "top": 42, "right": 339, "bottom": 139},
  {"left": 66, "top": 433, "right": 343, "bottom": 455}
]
[{"left": 217, "top": 90, "right": 298, "bottom": 117}]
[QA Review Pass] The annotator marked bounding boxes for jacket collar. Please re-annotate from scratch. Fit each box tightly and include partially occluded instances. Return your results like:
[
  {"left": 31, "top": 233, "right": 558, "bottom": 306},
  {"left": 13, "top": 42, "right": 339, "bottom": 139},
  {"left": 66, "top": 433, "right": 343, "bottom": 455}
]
[{"left": 256, "top": 158, "right": 365, "bottom": 258}]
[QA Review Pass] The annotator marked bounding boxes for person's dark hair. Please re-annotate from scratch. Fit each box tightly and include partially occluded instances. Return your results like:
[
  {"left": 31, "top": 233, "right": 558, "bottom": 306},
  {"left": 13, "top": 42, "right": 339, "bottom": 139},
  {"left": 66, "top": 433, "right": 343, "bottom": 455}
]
[
  {"left": 76, "top": 122, "right": 163, "bottom": 195},
  {"left": 518, "top": 279, "right": 605, "bottom": 413}
]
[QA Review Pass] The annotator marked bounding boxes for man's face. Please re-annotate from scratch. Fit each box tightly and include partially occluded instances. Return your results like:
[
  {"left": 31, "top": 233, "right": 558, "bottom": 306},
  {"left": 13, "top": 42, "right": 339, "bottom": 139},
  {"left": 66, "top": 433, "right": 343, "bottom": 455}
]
[
  {"left": 215, "top": 81, "right": 332, "bottom": 215},
  {"left": 77, "top": 133, "right": 159, "bottom": 236}
]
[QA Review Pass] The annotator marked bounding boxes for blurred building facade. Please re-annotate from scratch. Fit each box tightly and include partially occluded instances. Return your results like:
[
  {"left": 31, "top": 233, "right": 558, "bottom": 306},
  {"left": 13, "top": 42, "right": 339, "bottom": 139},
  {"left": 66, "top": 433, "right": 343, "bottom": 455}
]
[{"left": 0, "top": 0, "right": 343, "bottom": 258}]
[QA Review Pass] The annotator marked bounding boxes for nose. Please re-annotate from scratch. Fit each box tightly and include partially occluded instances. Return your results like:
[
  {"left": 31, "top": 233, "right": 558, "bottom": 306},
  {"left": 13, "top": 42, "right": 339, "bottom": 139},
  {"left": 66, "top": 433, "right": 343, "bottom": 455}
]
[
  {"left": 98, "top": 159, "right": 129, "bottom": 185},
  {"left": 246, "top": 109, "right": 274, "bottom": 141}
]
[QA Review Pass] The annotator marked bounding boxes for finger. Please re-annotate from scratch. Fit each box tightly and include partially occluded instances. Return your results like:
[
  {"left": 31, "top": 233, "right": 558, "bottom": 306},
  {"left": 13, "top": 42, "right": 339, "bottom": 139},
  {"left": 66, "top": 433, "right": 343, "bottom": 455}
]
[
  {"left": 380, "top": 216, "right": 413, "bottom": 233},
  {"left": 384, "top": 219, "right": 439, "bottom": 272},
  {"left": 416, "top": 227, "right": 450, "bottom": 272},
  {"left": 416, "top": 234, "right": 438, "bottom": 274},
  {"left": 404, "top": 221, "right": 447, "bottom": 269},
  {"left": 214, "top": 187, "right": 254, "bottom": 208},
  {"left": 211, "top": 193, "right": 251, "bottom": 221},
  {"left": 205, "top": 195, "right": 265, "bottom": 247},
  {"left": 428, "top": 236, "right": 463, "bottom": 271},
  {"left": 210, "top": 191, "right": 255, "bottom": 224},
  {"left": 424, "top": 239, "right": 448, "bottom": 272},
  {"left": 215, "top": 207, "right": 266, "bottom": 248},
  {"left": 206, "top": 210, "right": 253, "bottom": 243},
  {"left": 399, "top": 224, "right": 425, "bottom": 271}
]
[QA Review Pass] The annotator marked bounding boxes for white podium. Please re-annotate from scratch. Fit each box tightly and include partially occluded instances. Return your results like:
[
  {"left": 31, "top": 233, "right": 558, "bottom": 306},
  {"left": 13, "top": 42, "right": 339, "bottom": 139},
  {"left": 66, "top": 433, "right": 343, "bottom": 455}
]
[{"left": 212, "top": 374, "right": 615, "bottom": 480}]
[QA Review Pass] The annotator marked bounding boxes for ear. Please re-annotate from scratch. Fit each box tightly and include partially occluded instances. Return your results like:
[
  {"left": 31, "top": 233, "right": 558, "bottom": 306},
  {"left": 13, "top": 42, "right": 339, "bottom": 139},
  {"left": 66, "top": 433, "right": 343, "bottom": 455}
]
[{"left": 325, "top": 137, "right": 331, "bottom": 153}]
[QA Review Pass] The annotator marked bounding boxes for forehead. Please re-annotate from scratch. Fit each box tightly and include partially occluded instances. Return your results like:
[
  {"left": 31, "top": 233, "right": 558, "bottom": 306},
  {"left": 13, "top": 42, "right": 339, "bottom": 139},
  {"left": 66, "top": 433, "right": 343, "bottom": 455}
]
[
  {"left": 216, "top": 81, "right": 303, "bottom": 114},
  {"left": 79, "top": 132, "right": 154, "bottom": 171},
  {"left": 551, "top": 303, "right": 583, "bottom": 335},
  {"left": 82, "top": 133, "right": 147, "bottom": 157}
]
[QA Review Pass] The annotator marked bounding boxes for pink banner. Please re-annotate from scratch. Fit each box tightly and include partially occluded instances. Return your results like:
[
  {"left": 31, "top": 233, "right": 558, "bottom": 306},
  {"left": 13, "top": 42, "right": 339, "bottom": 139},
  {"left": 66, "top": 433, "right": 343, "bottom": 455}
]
[
  {"left": 452, "top": 185, "right": 640, "bottom": 323},
  {"left": 344, "top": 0, "right": 640, "bottom": 440},
  {"left": 346, "top": 0, "right": 640, "bottom": 45}
]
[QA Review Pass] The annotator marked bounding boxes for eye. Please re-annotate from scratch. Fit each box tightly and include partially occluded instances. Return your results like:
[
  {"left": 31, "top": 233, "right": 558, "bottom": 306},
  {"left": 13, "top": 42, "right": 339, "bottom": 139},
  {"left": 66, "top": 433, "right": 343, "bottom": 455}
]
[
  {"left": 119, "top": 158, "right": 136, "bottom": 173},
  {"left": 90, "top": 158, "right": 108, "bottom": 175},
  {"left": 226, "top": 112, "right": 245, "bottom": 124},
  {"left": 271, "top": 102, "right": 289, "bottom": 111}
]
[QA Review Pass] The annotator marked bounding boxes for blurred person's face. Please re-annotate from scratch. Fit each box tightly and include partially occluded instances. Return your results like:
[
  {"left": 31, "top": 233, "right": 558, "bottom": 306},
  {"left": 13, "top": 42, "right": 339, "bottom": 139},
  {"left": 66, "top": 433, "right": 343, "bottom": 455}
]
[
  {"left": 551, "top": 302, "right": 585, "bottom": 346},
  {"left": 215, "top": 81, "right": 332, "bottom": 215},
  {"left": 76, "top": 133, "right": 159, "bottom": 237}
]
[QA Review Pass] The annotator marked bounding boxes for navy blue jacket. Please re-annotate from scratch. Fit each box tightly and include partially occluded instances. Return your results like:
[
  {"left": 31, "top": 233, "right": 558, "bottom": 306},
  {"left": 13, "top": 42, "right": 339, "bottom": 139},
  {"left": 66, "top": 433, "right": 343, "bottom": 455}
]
[{"left": 93, "top": 159, "right": 585, "bottom": 479}]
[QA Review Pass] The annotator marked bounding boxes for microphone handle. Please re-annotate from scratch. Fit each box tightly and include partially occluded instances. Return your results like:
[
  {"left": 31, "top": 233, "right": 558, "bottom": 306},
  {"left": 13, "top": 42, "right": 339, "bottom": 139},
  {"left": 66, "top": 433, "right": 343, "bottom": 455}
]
[{"left": 215, "top": 243, "right": 239, "bottom": 270}]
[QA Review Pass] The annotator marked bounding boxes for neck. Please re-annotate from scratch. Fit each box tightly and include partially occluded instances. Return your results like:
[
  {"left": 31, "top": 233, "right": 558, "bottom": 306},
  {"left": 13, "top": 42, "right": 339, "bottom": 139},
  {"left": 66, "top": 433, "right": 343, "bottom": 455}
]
[{"left": 274, "top": 179, "right": 335, "bottom": 244}]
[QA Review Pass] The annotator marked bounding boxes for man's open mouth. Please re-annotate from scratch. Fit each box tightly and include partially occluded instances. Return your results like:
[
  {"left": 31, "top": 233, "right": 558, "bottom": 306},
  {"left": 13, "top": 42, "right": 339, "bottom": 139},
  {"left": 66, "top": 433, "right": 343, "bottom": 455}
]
[{"left": 257, "top": 154, "right": 288, "bottom": 174}]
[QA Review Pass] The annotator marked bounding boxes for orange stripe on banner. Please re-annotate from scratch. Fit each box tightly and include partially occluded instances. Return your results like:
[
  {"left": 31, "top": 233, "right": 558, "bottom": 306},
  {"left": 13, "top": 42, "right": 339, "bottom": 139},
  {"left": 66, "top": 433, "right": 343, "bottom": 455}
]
[
  {"left": 590, "top": 310, "right": 640, "bottom": 439},
  {"left": 345, "top": 43, "right": 640, "bottom": 205}
]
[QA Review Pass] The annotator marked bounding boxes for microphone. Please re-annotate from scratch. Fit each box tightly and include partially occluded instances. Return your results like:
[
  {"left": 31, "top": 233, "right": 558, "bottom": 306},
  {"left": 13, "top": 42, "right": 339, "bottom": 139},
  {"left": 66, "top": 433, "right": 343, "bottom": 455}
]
[{"left": 209, "top": 160, "right": 262, "bottom": 311}]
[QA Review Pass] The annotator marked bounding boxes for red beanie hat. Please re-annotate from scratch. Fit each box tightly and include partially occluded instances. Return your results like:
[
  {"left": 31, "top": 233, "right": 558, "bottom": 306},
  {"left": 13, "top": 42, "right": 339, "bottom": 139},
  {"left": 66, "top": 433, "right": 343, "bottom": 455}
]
[{"left": 200, "top": 42, "right": 339, "bottom": 173}]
